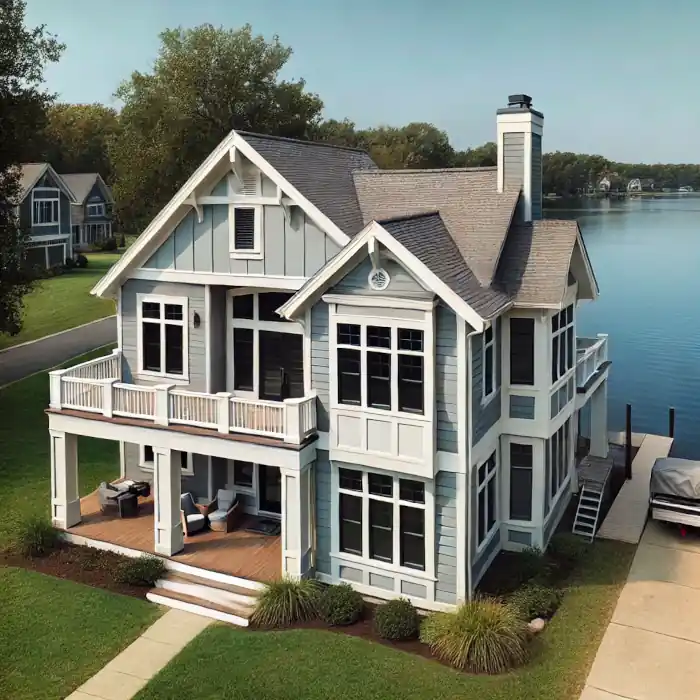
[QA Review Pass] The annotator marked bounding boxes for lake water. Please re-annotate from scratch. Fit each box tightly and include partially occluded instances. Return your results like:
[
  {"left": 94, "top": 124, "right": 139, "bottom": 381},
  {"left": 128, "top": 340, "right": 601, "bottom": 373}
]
[{"left": 545, "top": 195, "right": 700, "bottom": 458}]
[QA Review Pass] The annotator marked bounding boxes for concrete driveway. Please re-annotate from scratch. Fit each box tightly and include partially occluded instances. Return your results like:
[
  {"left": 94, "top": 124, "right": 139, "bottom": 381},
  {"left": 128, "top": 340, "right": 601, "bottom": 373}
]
[
  {"left": 582, "top": 520, "right": 700, "bottom": 700},
  {"left": 0, "top": 316, "right": 116, "bottom": 387}
]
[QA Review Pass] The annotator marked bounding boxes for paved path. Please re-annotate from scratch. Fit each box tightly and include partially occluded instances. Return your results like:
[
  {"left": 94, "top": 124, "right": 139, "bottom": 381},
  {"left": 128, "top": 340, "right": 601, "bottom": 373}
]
[
  {"left": 0, "top": 316, "right": 116, "bottom": 387},
  {"left": 581, "top": 520, "right": 700, "bottom": 700},
  {"left": 67, "top": 608, "right": 211, "bottom": 700}
]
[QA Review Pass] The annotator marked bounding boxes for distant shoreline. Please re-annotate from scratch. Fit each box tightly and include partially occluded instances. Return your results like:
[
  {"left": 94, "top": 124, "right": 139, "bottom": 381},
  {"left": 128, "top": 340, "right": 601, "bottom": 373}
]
[{"left": 544, "top": 191, "right": 697, "bottom": 201}]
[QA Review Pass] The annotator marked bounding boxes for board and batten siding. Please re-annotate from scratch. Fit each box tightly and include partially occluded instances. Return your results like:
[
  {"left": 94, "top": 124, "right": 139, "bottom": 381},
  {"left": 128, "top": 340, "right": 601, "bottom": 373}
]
[
  {"left": 435, "top": 305, "right": 458, "bottom": 453},
  {"left": 208, "top": 286, "right": 227, "bottom": 393},
  {"left": 142, "top": 173, "right": 341, "bottom": 277},
  {"left": 531, "top": 133, "right": 543, "bottom": 219},
  {"left": 310, "top": 302, "right": 330, "bottom": 433},
  {"left": 471, "top": 317, "right": 502, "bottom": 444},
  {"left": 315, "top": 450, "right": 332, "bottom": 576},
  {"left": 330, "top": 257, "right": 432, "bottom": 299},
  {"left": 120, "top": 279, "right": 207, "bottom": 392},
  {"left": 435, "top": 471, "right": 458, "bottom": 604}
]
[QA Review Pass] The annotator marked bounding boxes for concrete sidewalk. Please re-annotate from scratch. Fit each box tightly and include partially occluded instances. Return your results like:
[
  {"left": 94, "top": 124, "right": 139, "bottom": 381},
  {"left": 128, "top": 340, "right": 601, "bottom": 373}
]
[
  {"left": 581, "top": 520, "right": 700, "bottom": 700},
  {"left": 67, "top": 608, "right": 211, "bottom": 700},
  {"left": 0, "top": 316, "right": 116, "bottom": 387}
]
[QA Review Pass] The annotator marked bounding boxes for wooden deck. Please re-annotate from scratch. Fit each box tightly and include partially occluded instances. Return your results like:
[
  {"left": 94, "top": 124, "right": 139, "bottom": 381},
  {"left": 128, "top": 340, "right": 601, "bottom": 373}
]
[
  {"left": 577, "top": 454, "right": 614, "bottom": 490},
  {"left": 66, "top": 490, "right": 281, "bottom": 583}
]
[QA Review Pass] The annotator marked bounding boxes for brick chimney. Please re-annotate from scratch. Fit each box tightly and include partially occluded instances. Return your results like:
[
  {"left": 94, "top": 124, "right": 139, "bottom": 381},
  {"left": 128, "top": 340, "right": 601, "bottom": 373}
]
[{"left": 496, "top": 94, "right": 543, "bottom": 221}]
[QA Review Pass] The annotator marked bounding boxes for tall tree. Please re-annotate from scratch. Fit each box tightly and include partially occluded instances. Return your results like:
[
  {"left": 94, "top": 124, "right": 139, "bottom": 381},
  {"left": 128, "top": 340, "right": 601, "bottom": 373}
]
[
  {"left": 110, "top": 24, "right": 324, "bottom": 233},
  {"left": 0, "top": 0, "right": 63, "bottom": 335}
]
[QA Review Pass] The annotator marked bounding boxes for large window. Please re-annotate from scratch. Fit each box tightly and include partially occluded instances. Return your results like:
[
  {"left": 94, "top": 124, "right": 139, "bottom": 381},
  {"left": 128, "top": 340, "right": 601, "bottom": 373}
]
[
  {"left": 338, "top": 468, "right": 426, "bottom": 571},
  {"left": 229, "top": 206, "right": 262, "bottom": 257},
  {"left": 477, "top": 452, "right": 498, "bottom": 546},
  {"left": 32, "top": 193, "right": 59, "bottom": 225},
  {"left": 510, "top": 317, "right": 534, "bottom": 385},
  {"left": 482, "top": 324, "right": 496, "bottom": 401},
  {"left": 335, "top": 323, "right": 424, "bottom": 415},
  {"left": 509, "top": 443, "right": 533, "bottom": 521},
  {"left": 545, "top": 419, "right": 572, "bottom": 513},
  {"left": 87, "top": 202, "right": 106, "bottom": 217},
  {"left": 137, "top": 295, "right": 188, "bottom": 379},
  {"left": 140, "top": 445, "right": 194, "bottom": 475},
  {"left": 551, "top": 305, "right": 574, "bottom": 383}
]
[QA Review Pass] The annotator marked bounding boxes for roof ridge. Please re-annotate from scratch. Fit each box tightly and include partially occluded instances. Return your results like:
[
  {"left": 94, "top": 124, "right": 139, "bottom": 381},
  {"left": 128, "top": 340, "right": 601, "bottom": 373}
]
[
  {"left": 354, "top": 166, "right": 497, "bottom": 175},
  {"left": 236, "top": 130, "right": 371, "bottom": 155},
  {"left": 378, "top": 211, "right": 441, "bottom": 225}
]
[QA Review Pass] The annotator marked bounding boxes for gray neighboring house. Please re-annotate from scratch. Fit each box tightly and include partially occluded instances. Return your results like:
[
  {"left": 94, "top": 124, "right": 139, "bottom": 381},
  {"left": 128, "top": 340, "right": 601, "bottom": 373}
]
[
  {"left": 17, "top": 162, "right": 76, "bottom": 269},
  {"left": 60, "top": 172, "right": 114, "bottom": 250},
  {"left": 46, "top": 94, "right": 611, "bottom": 618}
]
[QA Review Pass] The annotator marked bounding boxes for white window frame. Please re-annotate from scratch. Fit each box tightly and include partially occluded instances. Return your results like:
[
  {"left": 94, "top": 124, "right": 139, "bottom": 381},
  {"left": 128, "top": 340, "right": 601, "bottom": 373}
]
[
  {"left": 481, "top": 322, "right": 497, "bottom": 405},
  {"left": 139, "top": 445, "right": 194, "bottom": 476},
  {"left": 545, "top": 417, "right": 572, "bottom": 513},
  {"left": 31, "top": 187, "right": 60, "bottom": 226},
  {"left": 329, "top": 307, "right": 432, "bottom": 422},
  {"left": 225, "top": 289, "right": 305, "bottom": 398},
  {"left": 136, "top": 293, "right": 189, "bottom": 381},
  {"left": 476, "top": 450, "right": 499, "bottom": 551},
  {"left": 87, "top": 202, "right": 106, "bottom": 217},
  {"left": 227, "top": 460, "right": 282, "bottom": 520},
  {"left": 229, "top": 204, "right": 263, "bottom": 259},
  {"left": 551, "top": 304, "right": 575, "bottom": 384},
  {"left": 332, "top": 466, "right": 435, "bottom": 579}
]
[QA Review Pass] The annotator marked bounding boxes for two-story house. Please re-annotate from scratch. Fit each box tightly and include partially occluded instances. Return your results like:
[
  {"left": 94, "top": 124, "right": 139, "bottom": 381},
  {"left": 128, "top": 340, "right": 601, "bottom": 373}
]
[
  {"left": 18, "top": 162, "right": 76, "bottom": 269},
  {"left": 61, "top": 173, "right": 114, "bottom": 249},
  {"left": 46, "top": 95, "right": 610, "bottom": 616}
]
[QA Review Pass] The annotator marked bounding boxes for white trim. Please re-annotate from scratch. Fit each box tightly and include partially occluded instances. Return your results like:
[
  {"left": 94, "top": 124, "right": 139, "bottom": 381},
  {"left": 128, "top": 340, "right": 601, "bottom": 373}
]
[
  {"left": 116, "top": 288, "right": 123, "bottom": 351},
  {"left": 481, "top": 322, "right": 496, "bottom": 405},
  {"left": 31, "top": 188, "right": 60, "bottom": 227},
  {"left": 475, "top": 451, "right": 499, "bottom": 554},
  {"left": 130, "top": 268, "right": 307, "bottom": 290},
  {"left": 19, "top": 163, "right": 77, "bottom": 203},
  {"left": 119, "top": 441, "right": 126, "bottom": 479},
  {"left": 322, "top": 293, "right": 436, "bottom": 312},
  {"left": 551, "top": 303, "right": 575, "bottom": 384},
  {"left": 204, "top": 285, "right": 212, "bottom": 393},
  {"left": 228, "top": 203, "right": 263, "bottom": 259},
  {"left": 146, "top": 591, "right": 249, "bottom": 627},
  {"left": 279, "top": 221, "right": 486, "bottom": 332},
  {"left": 139, "top": 445, "right": 194, "bottom": 478},
  {"left": 136, "top": 293, "right": 189, "bottom": 381},
  {"left": 91, "top": 130, "right": 349, "bottom": 298},
  {"left": 575, "top": 230, "right": 600, "bottom": 300},
  {"left": 86, "top": 202, "right": 106, "bottom": 217}
]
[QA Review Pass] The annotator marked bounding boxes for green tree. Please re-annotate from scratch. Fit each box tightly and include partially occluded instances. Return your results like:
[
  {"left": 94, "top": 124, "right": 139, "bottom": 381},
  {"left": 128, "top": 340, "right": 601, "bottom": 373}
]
[
  {"left": 110, "top": 24, "right": 324, "bottom": 234},
  {"left": 0, "top": 0, "right": 63, "bottom": 336},
  {"left": 454, "top": 142, "right": 497, "bottom": 167}
]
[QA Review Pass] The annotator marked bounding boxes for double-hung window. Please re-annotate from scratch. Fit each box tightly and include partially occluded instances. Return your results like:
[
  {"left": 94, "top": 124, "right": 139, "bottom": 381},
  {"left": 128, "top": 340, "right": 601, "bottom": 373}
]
[
  {"left": 87, "top": 202, "right": 105, "bottom": 217},
  {"left": 338, "top": 468, "right": 427, "bottom": 572},
  {"left": 551, "top": 305, "right": 574, "bottom": 382},
  {"left": 482, "top": 324, "right": 496, "bottom": 401},
  {"left": 335, "top": 323, "right": 425, "bottom": 415},
  {"left": 545, "top": 418, "right": 571, "bottom": 512},
  {"left": 137, "top": 295, "right": 188, "bottom": 379},
  {"left": 476, "top": 451, "right": 498, "bottom": 546},
  {"left": 32, "top": 189, "right": 59, "bottom": 225}
]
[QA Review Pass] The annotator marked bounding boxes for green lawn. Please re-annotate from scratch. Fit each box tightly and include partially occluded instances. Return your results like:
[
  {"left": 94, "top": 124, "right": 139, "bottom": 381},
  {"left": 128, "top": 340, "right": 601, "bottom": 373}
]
[
  {"left": 0, "top": 253, "right": 120, "bottom": 350},
  {"left": 136, "top": 540, "right": 634, "bottom": 700},
  {"left": 0, "top": 347, "right": 120, "bottom": 546}
]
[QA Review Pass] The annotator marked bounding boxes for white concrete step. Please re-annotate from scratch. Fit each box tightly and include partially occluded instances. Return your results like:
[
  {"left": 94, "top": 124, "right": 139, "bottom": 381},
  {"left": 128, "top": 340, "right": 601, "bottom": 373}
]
[
  {"left": 155, "top": 572, "right": 259, "bottom": 609},
  {"left": 147, "top": 589, "right": 252, "bottom": 627}
]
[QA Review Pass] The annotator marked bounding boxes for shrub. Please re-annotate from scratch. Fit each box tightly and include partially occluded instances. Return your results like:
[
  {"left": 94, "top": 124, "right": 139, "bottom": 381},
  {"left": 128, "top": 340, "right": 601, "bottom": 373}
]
[
  {"left": 75, "top": 254, "right": 89, "bottom": 268},
  {"left": 115, "top": 555, "right": 166, "bottom": 586},
  {"left": 548, "top": 532, "right": 589, "bottom": 568},
  {"left": 102, "top": 236, "right": 118, "bottom": 251},
  {"left": 250, "top": 577, "right": 321, "bottom": 628},
  {"left": 514, "top": 546, "right": 554, "bottom": 584},
  {"left": 319, "top": 583, "right": 363, "bottom": 626},
  {"left": 64, "top": 256, "right": 76, "bottom": 269},
  {"left": 10, "top": 516, "right": 60, "bottom": 558},
  {"left": 420, "top": 597, "right": 529, "bottom": 674},
  {"left": 374, "top": 598, "right": 420, "bottom": 640},
  {"left": 509, "top": 582, "right": 563, "bottom": 620}
]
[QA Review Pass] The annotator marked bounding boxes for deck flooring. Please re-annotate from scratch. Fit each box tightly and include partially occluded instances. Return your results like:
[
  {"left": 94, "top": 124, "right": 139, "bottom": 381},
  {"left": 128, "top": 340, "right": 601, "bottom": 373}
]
[{"left": 66, "top": 490, "right": 281, "bottom": 583}]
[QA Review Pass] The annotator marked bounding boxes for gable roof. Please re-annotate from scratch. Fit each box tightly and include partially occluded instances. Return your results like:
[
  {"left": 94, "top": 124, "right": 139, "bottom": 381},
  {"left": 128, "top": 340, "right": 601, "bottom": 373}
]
[
  {"left": 17, "top": 163, "right": 76, "bottom": 202},
  {"left": 60, "top": 173, "right": 114, "bottom": 205},
  {"left": 353, "top": 168, "right": 520, "bottom": 286},
  {"left": 238, "top": 132, "right": 377, "bottom": 235}
]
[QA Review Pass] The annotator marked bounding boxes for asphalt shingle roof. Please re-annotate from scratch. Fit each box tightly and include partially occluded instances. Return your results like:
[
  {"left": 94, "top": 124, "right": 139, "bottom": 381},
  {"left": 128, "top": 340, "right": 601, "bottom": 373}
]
[
  {"left": 19, "top": 163, "right": 48, "bottom": 200},
  {"left": 61, "top": 173, "right": 112, "bottom": 204}
]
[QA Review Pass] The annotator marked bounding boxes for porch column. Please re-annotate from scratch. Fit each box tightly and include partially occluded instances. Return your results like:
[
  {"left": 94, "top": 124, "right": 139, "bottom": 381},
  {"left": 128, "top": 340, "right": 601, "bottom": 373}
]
[
  {"left": 281, "top": 464, "right": 312, "bottom": 579},
  {"left": 589, "top": 380, "right": 609, "bottom": 459},
  {"left": 50, "top": 430, "right": 81, "bottom": 528},
  {"left": 153, "top": 447, "right": 184, "bottom": 556}
]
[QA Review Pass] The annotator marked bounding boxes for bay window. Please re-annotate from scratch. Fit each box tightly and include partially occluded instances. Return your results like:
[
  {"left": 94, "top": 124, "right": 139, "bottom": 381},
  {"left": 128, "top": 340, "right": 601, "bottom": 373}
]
[
  {"left": 510, "top": 317, "right": 534, "bottom": 385},
  {"left": 482, "top": 324, "right": 496, "bottom": 400},
  {"left": 137, "top": 295, "right": 188, "bottom": 379},
  {"left": 337, "top": 468, "right": 427, "bottom": 572},
  {"left": 509, "top": 443, "right": 533, "bottom": 521},
  {"left": 552, "top": 305, "right": 575, "bottom": 382},
  {"left": 546, "top": 419, "right": 572, "bottom": 512},
  {"left": 477, "top": 451, "right": 498, "bottom": 546}
]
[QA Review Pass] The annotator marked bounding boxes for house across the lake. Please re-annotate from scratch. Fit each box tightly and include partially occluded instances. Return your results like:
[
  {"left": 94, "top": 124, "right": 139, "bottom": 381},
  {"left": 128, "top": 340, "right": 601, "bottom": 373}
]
[{"left": 46, "top": 94, "right": 611, "bottom": 619}]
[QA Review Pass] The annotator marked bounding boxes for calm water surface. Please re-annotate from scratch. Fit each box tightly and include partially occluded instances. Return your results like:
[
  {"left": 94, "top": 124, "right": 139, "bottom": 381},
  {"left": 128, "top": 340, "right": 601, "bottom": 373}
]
[{"left": 545, "top": 195, "right": 700, "bottom": 457}]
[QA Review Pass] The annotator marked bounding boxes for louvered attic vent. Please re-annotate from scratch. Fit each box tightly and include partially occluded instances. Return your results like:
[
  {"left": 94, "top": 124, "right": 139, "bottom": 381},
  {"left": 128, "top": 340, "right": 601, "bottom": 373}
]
[
  {"left": 240, "top": 170, "right": 258, "bottom": 196},
  {"left": 234, "top": 208, "right": 256, "bottom": 249}
]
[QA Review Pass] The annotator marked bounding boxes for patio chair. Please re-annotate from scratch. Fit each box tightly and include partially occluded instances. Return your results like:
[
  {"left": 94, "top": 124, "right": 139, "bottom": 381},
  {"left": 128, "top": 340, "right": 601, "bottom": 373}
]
[
  {"left": 205, "top": 489, "right": 241, "bottom": 533},
  {"left": 180, "top": 492, "right": 207, "bottom": 536},
  {"left": 98, "top": 480, "right": 130, "bottom": 514}
]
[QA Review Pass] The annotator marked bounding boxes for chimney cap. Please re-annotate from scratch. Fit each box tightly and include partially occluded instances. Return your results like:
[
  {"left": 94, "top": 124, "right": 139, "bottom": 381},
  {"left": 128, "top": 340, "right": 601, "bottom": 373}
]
[{"left": 507, "top": 94, "right": 532, "bottom": 108}]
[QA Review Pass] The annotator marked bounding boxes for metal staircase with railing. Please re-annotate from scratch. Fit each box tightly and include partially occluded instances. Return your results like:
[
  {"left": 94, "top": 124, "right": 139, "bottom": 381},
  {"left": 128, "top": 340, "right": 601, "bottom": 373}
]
[{"left": 572, "top": 483, "right": 605, "bottom": 541}]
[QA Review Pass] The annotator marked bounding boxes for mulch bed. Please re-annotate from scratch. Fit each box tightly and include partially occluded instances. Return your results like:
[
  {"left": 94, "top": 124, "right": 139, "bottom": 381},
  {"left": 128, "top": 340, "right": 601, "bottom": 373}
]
[{"left": 0, "top": 542, "right": 149, "bottom": 600}]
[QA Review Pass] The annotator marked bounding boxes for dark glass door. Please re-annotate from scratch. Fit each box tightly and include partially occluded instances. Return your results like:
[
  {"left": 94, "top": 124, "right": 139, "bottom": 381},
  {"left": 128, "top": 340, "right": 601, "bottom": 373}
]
[
  {"left": 258, "top": 331, "right": 304, "bottom": 401},
  {"left": 258, "top": 465, "right": 282, "bottom": 515}
]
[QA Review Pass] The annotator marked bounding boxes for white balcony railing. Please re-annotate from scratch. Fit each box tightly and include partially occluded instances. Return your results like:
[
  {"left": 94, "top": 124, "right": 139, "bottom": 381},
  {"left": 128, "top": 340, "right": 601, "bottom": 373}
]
[
  {"left": 49, "top": 350, "right": 317, "bottom": 444},
  {"left": 576, "top": 334, "right": 608, "bottom": 388}
]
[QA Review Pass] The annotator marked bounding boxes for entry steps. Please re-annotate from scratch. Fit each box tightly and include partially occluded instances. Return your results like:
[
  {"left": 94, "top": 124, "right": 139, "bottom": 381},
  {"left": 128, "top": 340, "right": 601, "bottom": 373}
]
[
  {"left": 147, "top": 571, "right": 260, "bottom": 627},
  {"left": 572, "top": 483, "right": 605, "bottom": 542}
]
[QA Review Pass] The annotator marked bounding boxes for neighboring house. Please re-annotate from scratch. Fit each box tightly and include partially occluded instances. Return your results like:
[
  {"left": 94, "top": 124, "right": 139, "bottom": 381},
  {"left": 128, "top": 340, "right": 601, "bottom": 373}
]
[
  {"left": 598, "top": 177, "right": 611, "bottom": 193},
  {"left": 627, "top": 177, "right": 655, "bottom": 193},
  {"left": 46, "top": 94, "right": 611, "bottom": 611},
  {"left": 17, "top": 163, "right": 76, "bottom": 269},
  {"left": 61, "top": 173, "right": 114, "bottom": 250}
]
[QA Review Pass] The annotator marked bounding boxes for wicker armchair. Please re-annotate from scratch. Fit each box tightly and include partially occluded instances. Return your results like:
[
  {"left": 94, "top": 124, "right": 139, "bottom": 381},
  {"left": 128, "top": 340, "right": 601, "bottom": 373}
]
[{"left": 204, "top": 489, "right": 242, "bottom": 533}]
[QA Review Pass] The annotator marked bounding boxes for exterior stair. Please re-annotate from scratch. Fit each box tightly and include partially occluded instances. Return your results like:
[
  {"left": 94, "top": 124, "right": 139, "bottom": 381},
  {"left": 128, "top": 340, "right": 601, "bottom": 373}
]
[
  {"left": 572, "top": 483, "right": 605, "bottom": 542},
  {"left": 147, "top": 571, "right": 260, "bottom": 627}
]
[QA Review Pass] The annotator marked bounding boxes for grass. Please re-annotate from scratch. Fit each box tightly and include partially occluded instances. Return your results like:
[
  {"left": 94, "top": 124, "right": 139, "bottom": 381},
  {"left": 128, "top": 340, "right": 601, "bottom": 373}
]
[
  {"left": 136, "top": 540, "right": 634, "bottom": 700},
  {"left": 0, "top": 253, "right": 120, "bottom": 350},
  {"left": 0, "top": 567, "right": 160, "bottom": 700},
  {"left": 0, "top": 346, "right": 120, "bottom": 547}
]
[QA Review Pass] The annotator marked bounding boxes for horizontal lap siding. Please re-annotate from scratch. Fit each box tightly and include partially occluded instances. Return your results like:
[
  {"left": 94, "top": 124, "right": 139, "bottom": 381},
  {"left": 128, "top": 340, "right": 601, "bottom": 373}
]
[
  {"left": 311, "top": 303, "right": 330, "bottom": 433},
  {"left": 531, "top": 133, "right": 543, "bottom": 219},
  {"left": 315, "top": 451, "right": 332, "bottom": 575},
  {"left": 502, "top": 133, "right": 524, "bottom": 189},
  {"left": 436, "top": 305, "right": 458, "bottom": 453},
  {"left": 435, "top": 471, "right": 458, "bottom": 604}
]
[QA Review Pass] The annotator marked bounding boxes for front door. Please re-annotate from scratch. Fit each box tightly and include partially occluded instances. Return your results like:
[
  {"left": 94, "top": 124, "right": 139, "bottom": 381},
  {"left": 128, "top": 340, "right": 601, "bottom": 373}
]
[
  {"left": 258, "top": 331, "right": 304, "bottom": 402},
  {"left": 258, "top": 464, "right": 282, "bottom": 515}
]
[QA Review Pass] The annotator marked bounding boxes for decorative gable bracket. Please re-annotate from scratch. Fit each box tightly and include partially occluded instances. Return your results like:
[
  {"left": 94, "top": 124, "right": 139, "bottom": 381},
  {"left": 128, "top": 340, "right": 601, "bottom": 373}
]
[
  {"left": 228, "top": 147, "right": 245, "bottom": 192},
  {"left": 277, "top": 184, "right": 299, "bottom": 230},
  {"left": 185, "top": 193, "right": 203, "bottom": 224}
]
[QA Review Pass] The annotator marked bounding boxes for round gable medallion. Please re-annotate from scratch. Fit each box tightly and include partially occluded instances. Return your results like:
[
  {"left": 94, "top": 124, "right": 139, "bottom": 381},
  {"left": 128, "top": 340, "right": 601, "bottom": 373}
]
[{"left": 368, "top": 267, "right": 391, "bottom": 291}]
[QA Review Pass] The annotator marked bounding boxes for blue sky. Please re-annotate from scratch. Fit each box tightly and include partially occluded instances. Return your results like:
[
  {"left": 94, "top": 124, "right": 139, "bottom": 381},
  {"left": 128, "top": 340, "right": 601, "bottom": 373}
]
[{"left": 26, "top": 0, "right": 699, "bottom": 163}]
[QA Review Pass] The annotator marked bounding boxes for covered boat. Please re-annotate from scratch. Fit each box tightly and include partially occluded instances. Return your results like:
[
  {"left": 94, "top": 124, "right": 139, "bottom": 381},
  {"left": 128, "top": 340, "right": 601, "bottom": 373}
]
[{"left": 649, "top": 457, "right": 700, "bottom": 527}]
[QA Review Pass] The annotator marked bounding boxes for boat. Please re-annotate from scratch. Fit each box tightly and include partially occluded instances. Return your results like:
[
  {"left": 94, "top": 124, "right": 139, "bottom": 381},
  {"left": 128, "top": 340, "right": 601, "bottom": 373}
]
[{"left": 649, "top": 457, "right": 700, "bottom": 528}]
